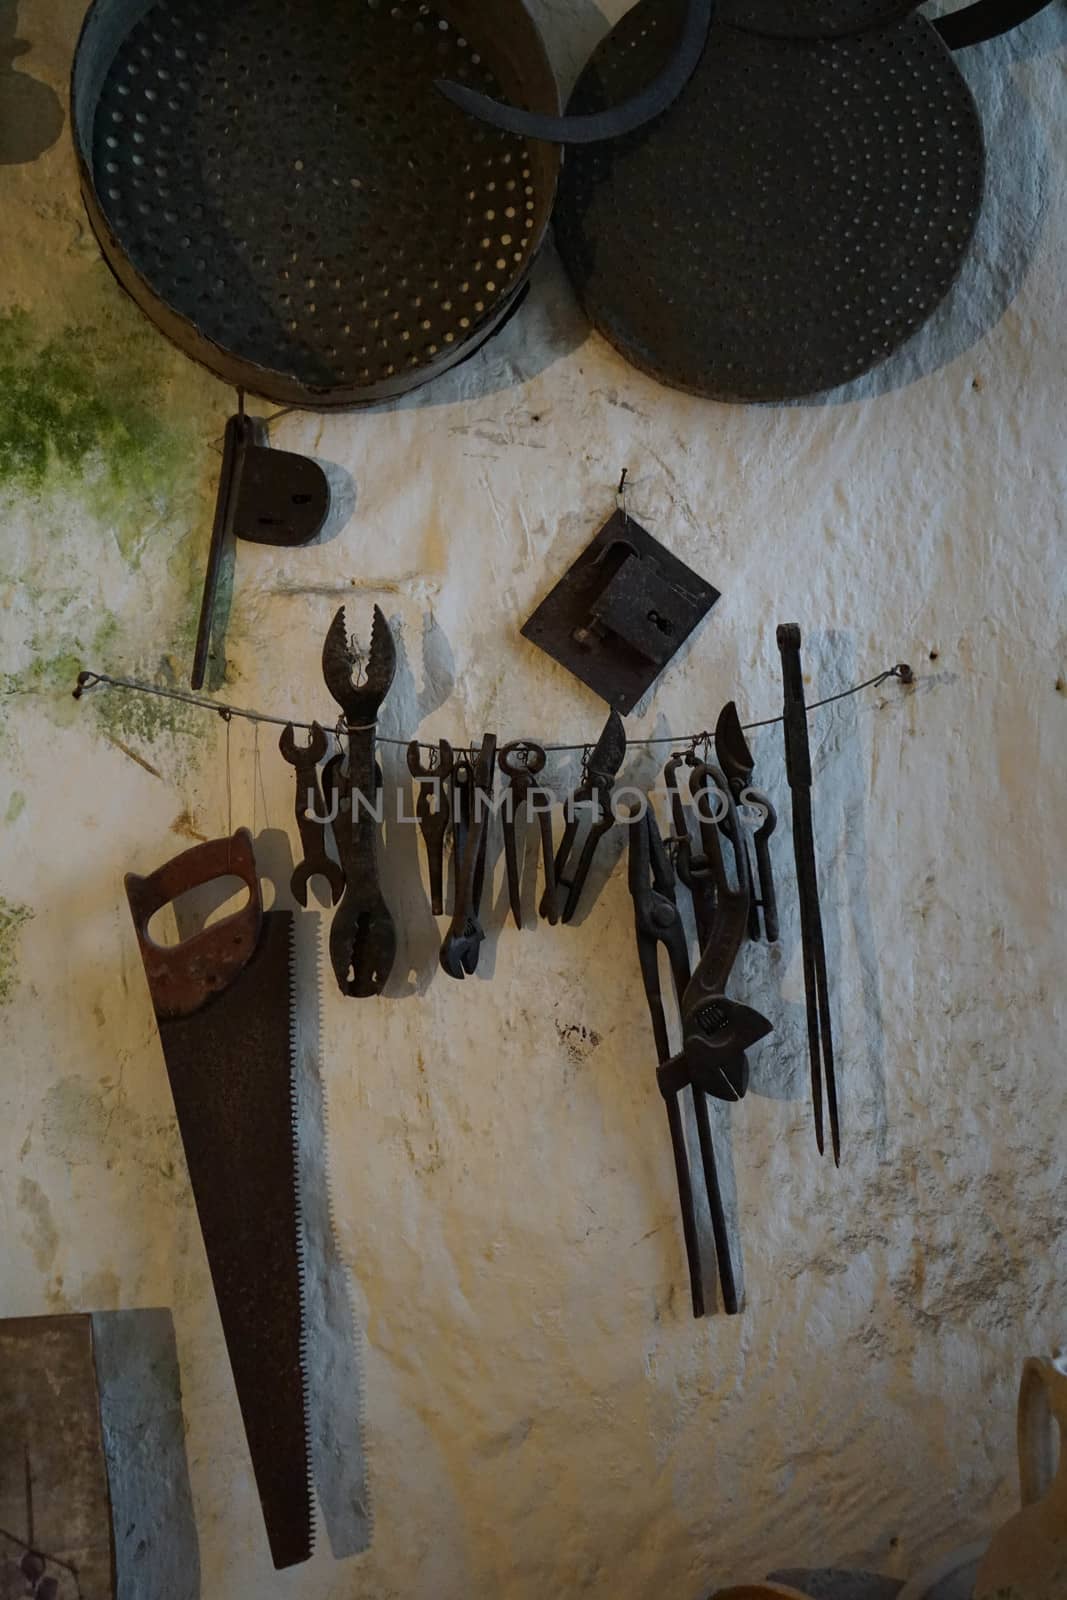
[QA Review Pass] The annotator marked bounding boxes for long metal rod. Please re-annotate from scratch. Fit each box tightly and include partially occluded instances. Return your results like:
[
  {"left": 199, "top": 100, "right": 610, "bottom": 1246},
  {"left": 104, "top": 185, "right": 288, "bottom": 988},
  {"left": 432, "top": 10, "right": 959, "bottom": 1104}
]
[
  {"left": 192, "top": 416, "right": 246, "bottom": 691},
  {"left": 665, "top": 1093, "right": 705, "bottom": 1319},
  {"left": 777, "top": 624, "right": 840, "bottom": 1165},
  {"left": 690, "top": 1090, "right": 737, "bottom": 1314}
]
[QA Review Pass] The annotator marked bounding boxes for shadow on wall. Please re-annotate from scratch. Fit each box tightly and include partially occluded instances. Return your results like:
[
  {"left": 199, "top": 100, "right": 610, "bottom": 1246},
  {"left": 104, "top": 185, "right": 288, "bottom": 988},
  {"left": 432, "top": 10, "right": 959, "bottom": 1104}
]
[{"left": 0, "top": 1, "right": 64, "bottom": 166}]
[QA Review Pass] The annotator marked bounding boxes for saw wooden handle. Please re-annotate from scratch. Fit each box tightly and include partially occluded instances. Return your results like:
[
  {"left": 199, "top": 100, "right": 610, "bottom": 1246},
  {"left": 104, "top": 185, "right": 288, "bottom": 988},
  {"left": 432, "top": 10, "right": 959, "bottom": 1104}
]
[{"left": 125, "top": 829, "right": 263, "bottom": 1020}]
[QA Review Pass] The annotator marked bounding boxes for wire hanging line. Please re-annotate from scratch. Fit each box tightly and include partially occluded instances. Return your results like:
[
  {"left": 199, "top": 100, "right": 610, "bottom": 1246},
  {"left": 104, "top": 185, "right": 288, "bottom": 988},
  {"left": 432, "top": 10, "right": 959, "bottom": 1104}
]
[{"left": 72, "top": 662, "right": 915, "bottom": 755}]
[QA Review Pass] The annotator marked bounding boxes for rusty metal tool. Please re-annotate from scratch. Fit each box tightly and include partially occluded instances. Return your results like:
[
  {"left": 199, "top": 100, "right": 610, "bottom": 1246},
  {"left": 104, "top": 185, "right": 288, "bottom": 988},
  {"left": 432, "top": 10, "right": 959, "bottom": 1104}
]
[
  {"left": 407, "top": 740, "right": 453, "bottom": 916},
  {"left": 777, "top": 623, "right": 839, "bottom": 1163},
  {"left": 664, "top": 749, "right": 717, "bottom": 950},
  {"left": 441, "top": 735, "right": 497, "bottom": 980},
  {"left": 191, "top": 414, "right": 329, "bottom": 690},
  {"left": 702, "top": 755, "right": 754, "bottom": 938},
  {"left": 322, "top": 605, "right": 397, "bottom": 998},
  {"left": 279, "top": 721, "right": 345, "bottom": 908},
  {"left": 627, "top": 804, "right": 739, "bottom": 1318},
  {"left": 438, "top": 0, "right": 712, "bottom": 144},
  {"left": 550, "top": 708, "right": 627, "bottom": 924},
  {"left": 450, "top": 753, "right": 474, "bottom": 899},
  {"left": 470, "top": 738, "right": 497, "bottom": 920},
  {"left": 674, "top": 762, "right": 774, "bottom": 1105},
  {"left": 125, "top": 830, "right": 310, "bottom": 1570},
  {"left": 521, "top": 509, "right": 720, "bottom": 715},
  {"left": 747, "top": 792, "right": 780, "bottom": 945},
  {"left": 499, "top": 741, "right": 558, "bottom": 929},
  {"left": 715, "top": 700, "right": 780, "bottom": 943}
]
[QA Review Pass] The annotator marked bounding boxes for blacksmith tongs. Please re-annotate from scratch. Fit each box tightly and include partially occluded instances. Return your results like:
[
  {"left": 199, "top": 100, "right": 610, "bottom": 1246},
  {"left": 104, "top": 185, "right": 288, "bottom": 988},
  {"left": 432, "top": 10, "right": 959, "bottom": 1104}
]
[
  {"left": 715, "top": 700, "right": 780, "bottom": 943},
  {"left": 777, "top": 623, "right": 839, "bottom": 1162},
  {"left": 627, "top": 804, "right": 739, "bottom": 1318}
]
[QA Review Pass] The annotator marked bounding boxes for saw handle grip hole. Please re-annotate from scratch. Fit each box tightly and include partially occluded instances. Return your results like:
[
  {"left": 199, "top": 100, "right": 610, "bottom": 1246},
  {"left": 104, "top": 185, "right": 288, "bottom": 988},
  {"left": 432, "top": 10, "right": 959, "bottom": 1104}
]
[{"left": 147, "top": 876, "right": 253, "bottom": 948}]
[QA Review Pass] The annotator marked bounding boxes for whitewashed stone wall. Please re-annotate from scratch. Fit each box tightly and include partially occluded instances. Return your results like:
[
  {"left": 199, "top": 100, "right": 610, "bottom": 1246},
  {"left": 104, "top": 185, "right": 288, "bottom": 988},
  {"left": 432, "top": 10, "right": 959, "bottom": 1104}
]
[{"left": 1, "top": 2, "right": 1065, "bottom": 1594}]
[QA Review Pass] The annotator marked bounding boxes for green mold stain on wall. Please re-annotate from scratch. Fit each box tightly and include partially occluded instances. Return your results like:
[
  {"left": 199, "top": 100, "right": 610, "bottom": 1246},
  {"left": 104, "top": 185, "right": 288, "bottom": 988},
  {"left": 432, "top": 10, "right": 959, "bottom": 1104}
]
[
  {"left": 0, "top": 304, "right": 194, "bottom": 544},
  {"left": 0, "top": 899, "right": 33, "bottom": 1007},
  {"left": 0, "top": 280, "right": 230, "bottom": 748},
  {"left": 5, "top": 793, "right": 26, "bottom": 824},
  {"left": 3, "top": 643, "right": 204, "bottom": 743}
]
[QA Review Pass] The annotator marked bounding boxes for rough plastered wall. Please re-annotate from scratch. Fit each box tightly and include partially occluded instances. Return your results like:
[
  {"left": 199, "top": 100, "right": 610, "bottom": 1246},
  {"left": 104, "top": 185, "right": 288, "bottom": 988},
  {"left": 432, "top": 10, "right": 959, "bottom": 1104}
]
[{"left": 2, "top": 1, "right": 1066, "bottom": 1595}]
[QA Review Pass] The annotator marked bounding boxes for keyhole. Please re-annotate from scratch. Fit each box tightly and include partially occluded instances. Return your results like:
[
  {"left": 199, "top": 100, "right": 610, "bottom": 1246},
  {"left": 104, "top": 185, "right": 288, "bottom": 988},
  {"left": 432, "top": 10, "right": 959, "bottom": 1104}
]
[{"left": 648, "top": 610, "right": 674, "bottom": 636}]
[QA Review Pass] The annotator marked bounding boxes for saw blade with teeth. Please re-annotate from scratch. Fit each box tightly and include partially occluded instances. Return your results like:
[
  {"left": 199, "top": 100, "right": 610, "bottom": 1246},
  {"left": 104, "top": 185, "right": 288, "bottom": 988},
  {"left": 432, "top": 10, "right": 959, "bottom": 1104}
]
[
  {"left": 293, "top": 910, "right": 373, "bottom": 1558},
  {"left": 125, "top": 831, "right": 313, "bottom": 1570}
]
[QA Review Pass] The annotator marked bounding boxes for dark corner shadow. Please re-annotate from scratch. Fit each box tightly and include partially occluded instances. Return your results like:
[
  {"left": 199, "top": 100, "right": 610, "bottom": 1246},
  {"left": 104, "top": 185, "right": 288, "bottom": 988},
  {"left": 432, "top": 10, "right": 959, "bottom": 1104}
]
[
  {"left": 248, "top": 829, "right": 374, "bottom": 1561},
  {"left": 794, "top": 6, "right": 1067, "bottom": 406},
  {"left": 92, "top": 1308, "right": 201, "bottom": 1600},
  {"left": 742, "top": 631, "right": 890, "bottom": 1162},
  {"left": 0, "top": 1, "right": 64, "bottom": 167}
]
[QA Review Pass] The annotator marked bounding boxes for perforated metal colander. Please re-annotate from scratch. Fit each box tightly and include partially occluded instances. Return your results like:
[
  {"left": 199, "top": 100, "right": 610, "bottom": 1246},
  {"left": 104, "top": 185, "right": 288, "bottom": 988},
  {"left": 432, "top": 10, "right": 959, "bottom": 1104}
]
[
  {"left": 552, "top": 0, "right": 986, "bottom": 401},
  {"left": 72, "top": 0, "right": 560, "bottom": 406}
]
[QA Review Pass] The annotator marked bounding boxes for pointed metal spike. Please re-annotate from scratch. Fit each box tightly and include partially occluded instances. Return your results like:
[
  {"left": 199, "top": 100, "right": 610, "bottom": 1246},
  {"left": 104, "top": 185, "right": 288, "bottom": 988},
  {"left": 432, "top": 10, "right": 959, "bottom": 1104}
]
[
  {"left": 365, "top": 604, "right": 397, "bottom": 695},
  {"left": 588, "top": 706, "right": 627, "bottom": 781},
  {"left": 714, "top": 699, "right": 754, "bottom": 789}
]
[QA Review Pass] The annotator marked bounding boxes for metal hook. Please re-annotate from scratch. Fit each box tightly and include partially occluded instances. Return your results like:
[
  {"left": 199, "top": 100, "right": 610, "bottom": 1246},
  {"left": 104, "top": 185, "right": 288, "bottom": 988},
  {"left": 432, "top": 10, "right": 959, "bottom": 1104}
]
[{"left": 616, "top": 466, "right": 630, "bottom": 525}]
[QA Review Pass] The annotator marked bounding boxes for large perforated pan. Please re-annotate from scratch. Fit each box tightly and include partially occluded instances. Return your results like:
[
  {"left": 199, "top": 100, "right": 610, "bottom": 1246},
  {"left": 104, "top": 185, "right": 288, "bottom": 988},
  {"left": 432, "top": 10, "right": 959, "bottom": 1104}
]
[{"left": 71, "top": 0, "right": 560, "bottom": 408}]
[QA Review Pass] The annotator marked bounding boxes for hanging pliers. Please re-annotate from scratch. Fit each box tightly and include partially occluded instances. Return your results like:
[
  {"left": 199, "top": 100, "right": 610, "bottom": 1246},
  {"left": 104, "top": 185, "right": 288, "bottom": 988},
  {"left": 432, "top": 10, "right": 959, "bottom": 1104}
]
[
  {"left": 715, "top": 700, "right": 779, "bottom": 943},
  {"left": 550, "top": 708, "right": 626, "bottom": 924},
  {"left": 627, "top": 803, "right": 738, "bottom": 1318},
  {"left": 440, "top": 734, "right": 497, "bottom": 980},
  {"left": 322, "top": 605, "right": 397, "bottom": 997},
  {"left": 499, "top": 741, "right": 558, "bottom": 929},
  {"left": 408, "top": 739, "right": 454, "bottom": 916}
]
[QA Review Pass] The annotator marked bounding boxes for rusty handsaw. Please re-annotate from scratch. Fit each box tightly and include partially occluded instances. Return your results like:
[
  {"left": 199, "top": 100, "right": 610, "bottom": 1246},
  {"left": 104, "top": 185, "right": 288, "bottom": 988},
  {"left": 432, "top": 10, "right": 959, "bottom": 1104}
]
[{"left": 125, "top": 830, "right": 311, "bottom": 1570}]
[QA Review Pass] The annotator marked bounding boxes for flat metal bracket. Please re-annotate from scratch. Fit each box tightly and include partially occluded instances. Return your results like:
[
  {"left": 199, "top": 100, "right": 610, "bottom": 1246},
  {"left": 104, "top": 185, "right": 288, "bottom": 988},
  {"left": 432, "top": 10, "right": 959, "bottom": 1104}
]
[
  {"left": 521, "top": 510, "right": 719, "bottom": 713},
  {"left": 192, "top": 415, "right": 330, "bottom": 689}
]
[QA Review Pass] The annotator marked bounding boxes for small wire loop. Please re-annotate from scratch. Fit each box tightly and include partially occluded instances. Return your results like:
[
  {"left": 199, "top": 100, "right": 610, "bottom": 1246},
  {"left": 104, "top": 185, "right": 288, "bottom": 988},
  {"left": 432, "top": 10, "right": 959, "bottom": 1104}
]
[{"left": 72, "top": 671, "right": 100, "bottom": 700}]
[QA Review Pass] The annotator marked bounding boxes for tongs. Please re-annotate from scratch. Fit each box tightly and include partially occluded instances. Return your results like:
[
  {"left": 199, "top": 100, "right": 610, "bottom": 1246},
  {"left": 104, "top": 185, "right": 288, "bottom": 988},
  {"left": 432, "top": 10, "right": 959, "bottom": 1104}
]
[{"left": 777, "top": 624, "right": 839, "bottom": 1163}]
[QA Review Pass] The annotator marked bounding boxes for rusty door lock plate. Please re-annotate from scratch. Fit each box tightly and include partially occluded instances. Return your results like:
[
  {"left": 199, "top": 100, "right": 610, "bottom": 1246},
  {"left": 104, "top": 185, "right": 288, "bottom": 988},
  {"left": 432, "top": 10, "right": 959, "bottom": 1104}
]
[{"left": 522, "top": 510, "right": 719, "bottom": 713}]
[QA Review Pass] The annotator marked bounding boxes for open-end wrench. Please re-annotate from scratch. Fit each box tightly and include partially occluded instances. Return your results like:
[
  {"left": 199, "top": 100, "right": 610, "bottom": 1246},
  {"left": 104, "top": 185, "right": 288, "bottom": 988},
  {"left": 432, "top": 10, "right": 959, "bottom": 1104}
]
[
  {"left": 499, "top": 741, "right": 558, "bottom": 929},
  {"left": 279, "top": 721, "right": 346, "bottom": 907}
]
